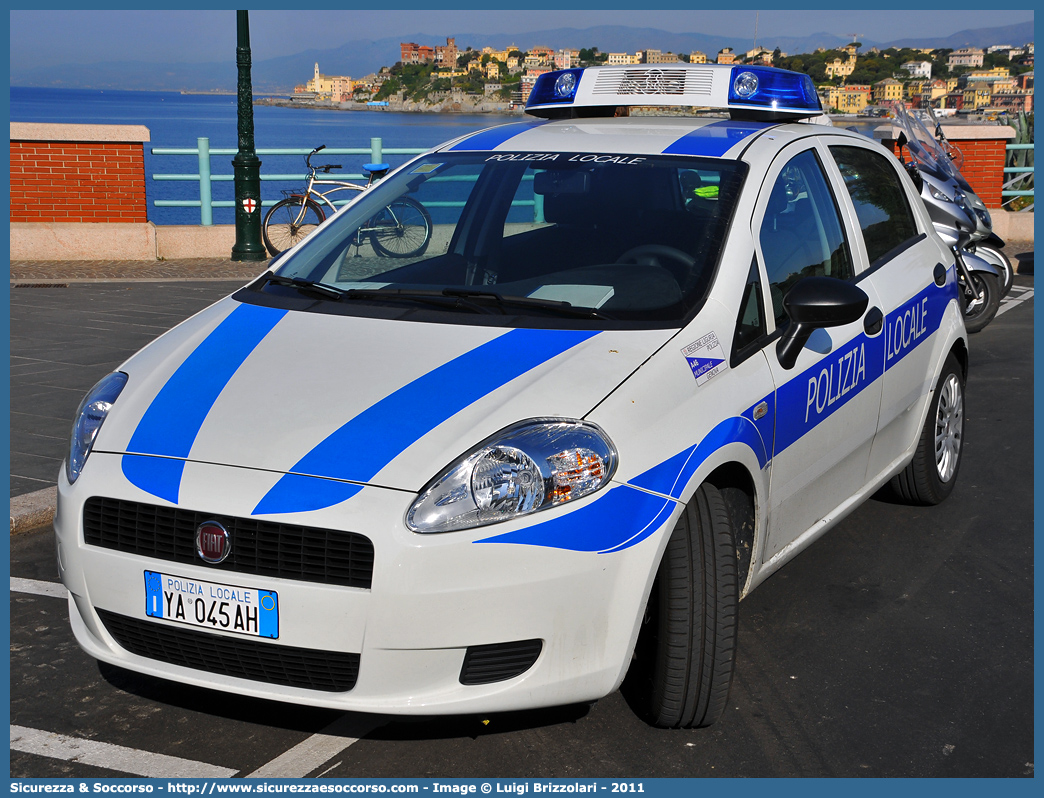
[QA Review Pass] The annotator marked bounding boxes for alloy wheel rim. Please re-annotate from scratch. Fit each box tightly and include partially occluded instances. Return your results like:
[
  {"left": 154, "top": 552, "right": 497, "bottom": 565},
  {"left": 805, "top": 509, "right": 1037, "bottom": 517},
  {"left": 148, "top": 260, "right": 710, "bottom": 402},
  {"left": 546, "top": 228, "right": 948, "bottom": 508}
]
[{"left": 934, "top": 374, "right": 963, "bottom": 482}]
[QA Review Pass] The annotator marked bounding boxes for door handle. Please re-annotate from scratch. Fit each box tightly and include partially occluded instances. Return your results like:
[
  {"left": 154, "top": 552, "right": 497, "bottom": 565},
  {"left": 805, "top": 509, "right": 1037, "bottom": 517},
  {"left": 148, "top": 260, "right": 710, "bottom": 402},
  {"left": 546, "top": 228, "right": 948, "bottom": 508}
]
[{"left": 864, "top": 306, "right": 884, "bottom": 336}]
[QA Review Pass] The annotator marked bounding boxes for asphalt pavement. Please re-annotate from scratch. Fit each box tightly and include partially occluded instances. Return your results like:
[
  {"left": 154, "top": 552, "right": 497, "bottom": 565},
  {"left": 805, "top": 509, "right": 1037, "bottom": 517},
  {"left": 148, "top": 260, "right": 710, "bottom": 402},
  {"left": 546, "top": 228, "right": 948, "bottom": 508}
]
[{"left": 6, "top": 250, "right": 1035, "bottom": 777}]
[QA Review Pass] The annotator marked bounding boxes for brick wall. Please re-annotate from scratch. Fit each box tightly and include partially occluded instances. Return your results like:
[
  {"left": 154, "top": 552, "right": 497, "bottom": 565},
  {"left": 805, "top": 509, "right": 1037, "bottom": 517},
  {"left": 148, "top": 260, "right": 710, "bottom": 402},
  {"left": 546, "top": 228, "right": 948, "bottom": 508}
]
[
  {"left": 10, "top": 123, "right": 150, "bottom": 223},
  {"left": 879, "top": 123, "right": 1015, "bottom": 208}
]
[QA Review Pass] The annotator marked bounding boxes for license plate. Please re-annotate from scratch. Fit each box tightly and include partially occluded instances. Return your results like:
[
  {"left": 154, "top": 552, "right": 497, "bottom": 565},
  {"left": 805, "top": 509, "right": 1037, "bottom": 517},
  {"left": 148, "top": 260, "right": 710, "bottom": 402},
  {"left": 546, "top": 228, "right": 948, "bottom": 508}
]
[{"left": 144, "top": 571, "right": 278, "bottom": 639}]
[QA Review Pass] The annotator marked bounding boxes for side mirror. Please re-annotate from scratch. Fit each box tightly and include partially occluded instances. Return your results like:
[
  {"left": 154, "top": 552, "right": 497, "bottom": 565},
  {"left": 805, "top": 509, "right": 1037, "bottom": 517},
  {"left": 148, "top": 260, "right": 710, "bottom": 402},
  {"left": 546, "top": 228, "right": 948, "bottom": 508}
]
[{"left": 776, "top": 277, "right": 869, "bottom": 370}]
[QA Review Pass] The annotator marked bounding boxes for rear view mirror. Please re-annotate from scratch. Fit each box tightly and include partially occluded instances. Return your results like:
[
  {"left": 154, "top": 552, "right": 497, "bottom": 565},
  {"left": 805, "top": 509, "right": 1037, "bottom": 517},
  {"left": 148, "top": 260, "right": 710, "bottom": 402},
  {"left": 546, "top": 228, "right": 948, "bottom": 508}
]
[
  {"left": 776, "top": 277, "right": 869, "bottom": 370},
  {"left": 534, "top": 170, "right": 590, "bottom": 195}
]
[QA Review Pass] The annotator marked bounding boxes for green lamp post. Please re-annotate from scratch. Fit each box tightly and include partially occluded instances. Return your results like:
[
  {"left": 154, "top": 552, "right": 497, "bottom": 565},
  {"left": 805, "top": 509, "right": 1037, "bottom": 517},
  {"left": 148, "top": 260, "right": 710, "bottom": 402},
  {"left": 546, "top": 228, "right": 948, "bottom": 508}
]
[{"left": 231, "top": 10, "right": 266, "bottom": 261}]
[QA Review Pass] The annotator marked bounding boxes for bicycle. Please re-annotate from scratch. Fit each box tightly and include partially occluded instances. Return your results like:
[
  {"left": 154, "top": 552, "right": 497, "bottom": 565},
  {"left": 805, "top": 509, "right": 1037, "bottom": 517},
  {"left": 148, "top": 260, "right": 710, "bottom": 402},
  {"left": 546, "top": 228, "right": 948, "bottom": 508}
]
[{"left": 262, "top": 145, "right": 433, "bottom": 258}]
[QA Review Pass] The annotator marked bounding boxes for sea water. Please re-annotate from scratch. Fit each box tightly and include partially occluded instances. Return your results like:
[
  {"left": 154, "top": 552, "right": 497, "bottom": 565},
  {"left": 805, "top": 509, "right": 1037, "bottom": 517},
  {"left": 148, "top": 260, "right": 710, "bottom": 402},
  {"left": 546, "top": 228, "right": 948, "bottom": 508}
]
[{"left": 10, "top": 86, "right": 499, "bottom": 225}]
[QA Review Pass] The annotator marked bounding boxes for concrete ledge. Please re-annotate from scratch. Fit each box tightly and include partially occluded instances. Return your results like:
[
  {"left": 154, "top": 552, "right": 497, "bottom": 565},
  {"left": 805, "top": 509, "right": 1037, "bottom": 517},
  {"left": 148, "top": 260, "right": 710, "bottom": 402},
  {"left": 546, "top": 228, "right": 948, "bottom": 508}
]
[
  {"left": 156, "top": 225, "right": 238, "bottom": 259},
  {"left": 11, "top": 222, "right": 158, "bottom": 261},
  {"left": 11, "top": 487, "right": 57, "bottom": 535},
  {"left": 10, "top": 122, "right": 150, "bottom": 143},
  {"left": 989, "top": 209, "right": 1034, "bottom": 242}
]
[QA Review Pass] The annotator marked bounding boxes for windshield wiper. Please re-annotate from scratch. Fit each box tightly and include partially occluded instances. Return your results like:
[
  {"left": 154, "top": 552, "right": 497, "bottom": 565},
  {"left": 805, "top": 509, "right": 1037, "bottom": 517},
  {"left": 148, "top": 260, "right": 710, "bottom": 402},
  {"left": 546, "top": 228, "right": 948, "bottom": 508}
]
[
  {"left": 263, "top": 274, "right": 346, "bottom": 301},
  {"left": 443, "top": 288, "right": 613, "bottom": 320},
  {"left": 341, "top": 288, "right": 492, "bottom": 315}
]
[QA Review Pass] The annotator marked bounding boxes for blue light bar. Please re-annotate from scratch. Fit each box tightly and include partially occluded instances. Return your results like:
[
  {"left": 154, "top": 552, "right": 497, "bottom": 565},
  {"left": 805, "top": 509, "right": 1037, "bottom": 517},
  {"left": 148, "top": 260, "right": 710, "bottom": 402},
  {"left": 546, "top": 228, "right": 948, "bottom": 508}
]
[
  {"left": 527, "top": 69, "right": 584, "bottom": 108},
  {"left": 727, "top": 66, "right": 821, "bottom": 114}
]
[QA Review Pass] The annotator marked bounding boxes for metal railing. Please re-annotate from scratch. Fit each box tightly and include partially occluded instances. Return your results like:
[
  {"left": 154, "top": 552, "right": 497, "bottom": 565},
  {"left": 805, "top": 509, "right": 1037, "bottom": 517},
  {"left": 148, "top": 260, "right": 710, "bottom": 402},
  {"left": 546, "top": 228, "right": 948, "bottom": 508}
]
[
  {"left": 1002, "top": 143, "right": 1033, "bottom": 212},
  {"left": 150, "top": 137, "right": 427, "bottom": 225}
]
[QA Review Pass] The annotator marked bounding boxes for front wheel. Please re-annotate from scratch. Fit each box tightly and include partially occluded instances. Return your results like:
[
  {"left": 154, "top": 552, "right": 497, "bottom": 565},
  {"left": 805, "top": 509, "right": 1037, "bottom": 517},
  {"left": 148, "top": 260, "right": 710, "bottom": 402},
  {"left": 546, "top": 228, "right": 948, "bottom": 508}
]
[
  {"left": 959, "top": 270, "right": 1000, "bottom": 334},
  {"left": 890, "top": 353, "right": 965, "bottom": 505},
  {"left": 368, "top": 197, "right": 432, "bottom": 258},
  {"left": 262, "top": 197, "right": 325, "bottom": 257},
  {"left": 634, "top": 483, "right": 738, "bottom": 729},
  {"left": 974, "top": 244, "right": 1014, "bottom": 298}
]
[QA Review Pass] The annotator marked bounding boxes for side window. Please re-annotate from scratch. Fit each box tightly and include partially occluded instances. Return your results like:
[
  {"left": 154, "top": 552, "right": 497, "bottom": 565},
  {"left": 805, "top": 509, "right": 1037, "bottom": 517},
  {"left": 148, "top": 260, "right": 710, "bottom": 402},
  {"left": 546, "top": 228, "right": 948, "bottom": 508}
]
[
  {"left": 758, "top": 149, "right": 854, "bottom": 326},
  {"left": 732, "top": 256, "right": 766, "bottom": 362},
  {"left": 830, "top": 145, "right": 919, "bottom": 267}
]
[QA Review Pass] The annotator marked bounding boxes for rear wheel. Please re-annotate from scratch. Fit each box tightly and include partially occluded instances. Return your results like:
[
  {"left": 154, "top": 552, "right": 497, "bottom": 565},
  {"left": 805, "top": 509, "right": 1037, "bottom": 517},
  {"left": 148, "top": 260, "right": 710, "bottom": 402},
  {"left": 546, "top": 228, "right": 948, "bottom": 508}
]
[
  {"left": 638, "top": 483, "right": 738, "bottom": 729},
  {"left": 368, "top": 197, "right": 432, "bottom": 258},
  {"left": 891, "top": 353, "right": 965, "bottom": 505},
  {"left": 975, "top": 244, "right": 1014, "bottom": 298},
  {"left": 262, "top": 197, "right": 325, "bottom": 257},
  {"left": 959, "top": 270, "right": 1000, "bottom": 334}
]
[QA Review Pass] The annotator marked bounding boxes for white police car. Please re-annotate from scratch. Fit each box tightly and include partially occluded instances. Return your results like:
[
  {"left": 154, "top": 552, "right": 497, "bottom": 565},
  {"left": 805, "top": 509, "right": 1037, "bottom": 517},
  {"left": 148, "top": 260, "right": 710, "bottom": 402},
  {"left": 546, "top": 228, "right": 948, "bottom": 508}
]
[{"left": 58, "top": 64, "right": 967, "bottom": 728}]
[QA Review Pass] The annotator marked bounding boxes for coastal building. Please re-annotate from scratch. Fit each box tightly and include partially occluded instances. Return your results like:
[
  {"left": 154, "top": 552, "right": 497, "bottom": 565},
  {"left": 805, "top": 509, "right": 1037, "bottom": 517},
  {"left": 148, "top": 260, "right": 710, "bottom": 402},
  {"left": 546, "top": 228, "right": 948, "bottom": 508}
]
[
  {"left": 901, "top": 61, "right": 932, "bottom": 79},
  {"left": 745, "top": 46, "right": 772, "bottom": 61},
  {"left": 689, "top": 51, "right": 707, "bottom": 64},
  {"left": 991, "top": 88, "right": 1033, "bottom": 114},
  {"left": 607, "top": 52, "right": 640, "bottom": 65},
  {"left": 434, "top": 38, "right": 458, "bottom": 67},
  {"left": 306, "top": 63, "right": 352, "bottom": 100},
  {"left": 554, "top": 49, "right": 573, "bottom": 69},
  {"left": 529, "top": 46, "right": 555, "bottom": 63},
  {"left": 643, "top": 49, "right": 681, "bottom": 64},
  {"left": 716, "top": 48, "right": 737, "bottom": 64},
  {"left": 825, "top": 44, "right": 858, "bottom": 79},
  {"left": 948, "top": 47, "right": 984, "bottom": 69},
  {"left": 963, "top": 85, "right": 992, "bottom": 109},
  {"left": 872, "top": 78, "right": 903, "bottom": 104},
  {"left": 826, "top": 84, "right": 871, "bottom": 113},
  {"left": 485, "top": 60, "right": 501, "bottom": 79}
]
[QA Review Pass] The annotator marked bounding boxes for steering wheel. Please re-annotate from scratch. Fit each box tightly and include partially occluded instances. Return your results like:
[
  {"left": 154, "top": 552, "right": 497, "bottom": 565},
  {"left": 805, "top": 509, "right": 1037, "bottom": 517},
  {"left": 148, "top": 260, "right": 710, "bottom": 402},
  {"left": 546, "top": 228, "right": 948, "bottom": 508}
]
[{"left": 616, "top": 245, "right": 695, "bottom": 288}]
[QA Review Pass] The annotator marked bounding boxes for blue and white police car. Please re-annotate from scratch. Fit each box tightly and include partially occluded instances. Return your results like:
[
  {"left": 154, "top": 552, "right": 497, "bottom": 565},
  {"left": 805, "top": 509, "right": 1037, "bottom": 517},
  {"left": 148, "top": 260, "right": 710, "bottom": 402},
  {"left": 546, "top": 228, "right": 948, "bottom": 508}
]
[{"left": 58, "top": 64, "right": 967, "bottom": 728}]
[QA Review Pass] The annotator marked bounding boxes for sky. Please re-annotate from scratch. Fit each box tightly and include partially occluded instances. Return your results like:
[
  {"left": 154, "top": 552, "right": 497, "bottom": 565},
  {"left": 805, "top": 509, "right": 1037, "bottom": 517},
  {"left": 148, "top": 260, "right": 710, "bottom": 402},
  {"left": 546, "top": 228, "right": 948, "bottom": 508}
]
[{"left": 8, "top": 7, "right": 1036, "bottom": 70}]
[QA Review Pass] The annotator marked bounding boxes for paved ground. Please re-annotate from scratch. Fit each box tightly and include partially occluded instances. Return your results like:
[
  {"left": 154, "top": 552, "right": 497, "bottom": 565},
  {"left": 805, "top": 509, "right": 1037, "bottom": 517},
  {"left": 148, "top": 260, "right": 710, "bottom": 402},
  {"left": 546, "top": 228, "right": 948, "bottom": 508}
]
[{"left": 6, "top": 256, "right": 1035, "bottom": 778}]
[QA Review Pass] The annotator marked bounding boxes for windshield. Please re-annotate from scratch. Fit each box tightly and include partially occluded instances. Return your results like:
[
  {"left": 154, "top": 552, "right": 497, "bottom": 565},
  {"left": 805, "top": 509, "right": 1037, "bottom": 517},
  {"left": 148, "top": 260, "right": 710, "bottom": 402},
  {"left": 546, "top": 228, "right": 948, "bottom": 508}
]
[
  {"left": 891, "top": 101, "right": 960, "bottom": 182},
  {"left": 258, "top": 151, "right": 747, "bottom": 328}
]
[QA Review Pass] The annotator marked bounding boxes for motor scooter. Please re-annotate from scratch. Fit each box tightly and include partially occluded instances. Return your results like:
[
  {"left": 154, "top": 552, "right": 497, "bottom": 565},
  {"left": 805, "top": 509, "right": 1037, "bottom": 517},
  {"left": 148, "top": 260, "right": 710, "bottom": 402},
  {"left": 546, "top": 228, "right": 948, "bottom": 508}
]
[
  {"left": 920, "top": 103, "right": 1015, "bottom": 296},
  {"left": 891, "top": 103, "right": 1002, "bottom": 333}
]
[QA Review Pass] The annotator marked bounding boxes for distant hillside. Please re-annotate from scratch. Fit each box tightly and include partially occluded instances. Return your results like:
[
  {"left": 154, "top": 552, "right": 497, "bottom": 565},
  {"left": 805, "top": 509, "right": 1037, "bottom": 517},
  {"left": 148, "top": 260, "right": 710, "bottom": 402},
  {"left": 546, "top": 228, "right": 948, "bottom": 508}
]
[{"left": 9, "top": 21, "right": 1034, "bottom": 93}]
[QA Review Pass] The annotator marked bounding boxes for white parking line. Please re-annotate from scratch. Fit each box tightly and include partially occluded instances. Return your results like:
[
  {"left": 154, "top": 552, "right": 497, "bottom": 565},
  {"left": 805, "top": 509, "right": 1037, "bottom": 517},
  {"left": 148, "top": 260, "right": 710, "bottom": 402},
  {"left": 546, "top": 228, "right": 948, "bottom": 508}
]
[
  {"left": 996, "top": 288, "right": 1033, "bottom": 318},
  {"left": 10, "top": 725, "right": 238, "bottom": 778},
  {"left": 10, "top": 577, "right": 67, "bottom": 599},
  {"left": 11, "top": 576, "right": 376, "bottom": 779},
  {"left": 246, "top": 714, "right": 381, "bottom": 778}
]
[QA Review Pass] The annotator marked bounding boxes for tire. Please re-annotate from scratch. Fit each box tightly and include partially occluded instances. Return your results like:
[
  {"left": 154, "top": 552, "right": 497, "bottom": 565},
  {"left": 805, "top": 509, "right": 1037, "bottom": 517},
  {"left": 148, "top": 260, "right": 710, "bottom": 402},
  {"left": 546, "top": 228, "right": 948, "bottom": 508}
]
[
  {"left": 959, "top": 270, "right": 1000, "bottom": 334},
  {"left": 368, "top": 196, "right": 432, "bottom": 258},
  {"left": 262, "top": 197, "right": 325, "bottom": 257},
  {"left": 640, "top": 483, "right": 738, "bottom": 729},
  {"left": 890, "top": 353, "right": 965, "bottom": 505},
  {"left": 974, "top": 244, "right": 1014, "bottom": 298}
]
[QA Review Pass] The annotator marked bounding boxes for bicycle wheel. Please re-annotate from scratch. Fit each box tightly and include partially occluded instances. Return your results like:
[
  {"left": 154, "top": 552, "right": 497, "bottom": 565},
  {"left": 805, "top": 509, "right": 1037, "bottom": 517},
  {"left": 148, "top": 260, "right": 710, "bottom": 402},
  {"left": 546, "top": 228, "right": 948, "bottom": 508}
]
[
  {"left": 368, "top": 196, "right": 432, "bottom": 258},
  {"left": 263, "top": 197, "right": 325, "bottom": 257}
]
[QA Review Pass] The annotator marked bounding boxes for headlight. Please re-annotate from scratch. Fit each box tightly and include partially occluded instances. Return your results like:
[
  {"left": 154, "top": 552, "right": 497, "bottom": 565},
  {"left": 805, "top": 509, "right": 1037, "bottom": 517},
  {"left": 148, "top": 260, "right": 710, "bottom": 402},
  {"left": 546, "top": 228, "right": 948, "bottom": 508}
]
[
  {"left": 67, "top": 372, "right": 127, "bottom": 484},
  {"left": 928, "top": 185, "right": 955, "bottom": 203},
  {"left": 406, "top": 419, "right": 617, "bottom": 534}
]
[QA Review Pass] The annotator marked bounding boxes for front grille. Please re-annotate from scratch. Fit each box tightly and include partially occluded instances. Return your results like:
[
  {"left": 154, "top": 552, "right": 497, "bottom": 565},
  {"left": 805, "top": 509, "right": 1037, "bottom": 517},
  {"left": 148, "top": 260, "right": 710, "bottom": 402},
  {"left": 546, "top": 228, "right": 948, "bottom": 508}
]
[
  {"left": 83, "top": 497, "right": 374, "bottom": 589},
  {"left": 97, "top": 609, "right": 359, "bottom": 692},
  {"left": 460, "top": 639, "right": 543, "bottom": 685}
]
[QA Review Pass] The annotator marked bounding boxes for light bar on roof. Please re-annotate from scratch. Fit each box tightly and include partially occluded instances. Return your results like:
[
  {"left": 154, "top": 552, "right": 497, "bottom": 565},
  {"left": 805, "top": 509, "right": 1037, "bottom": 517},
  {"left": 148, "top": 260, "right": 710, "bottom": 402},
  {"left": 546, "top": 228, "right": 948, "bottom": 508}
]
[{"left": 525, "top": 64, "right": 824, "bottom": 120}]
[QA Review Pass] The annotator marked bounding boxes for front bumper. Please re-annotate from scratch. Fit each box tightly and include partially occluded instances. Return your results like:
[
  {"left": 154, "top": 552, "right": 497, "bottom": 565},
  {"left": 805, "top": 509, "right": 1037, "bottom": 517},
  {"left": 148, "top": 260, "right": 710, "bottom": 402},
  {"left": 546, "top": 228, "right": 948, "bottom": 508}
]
[{"left": 57, "top": 452, "right": 677, "bottom": 714}]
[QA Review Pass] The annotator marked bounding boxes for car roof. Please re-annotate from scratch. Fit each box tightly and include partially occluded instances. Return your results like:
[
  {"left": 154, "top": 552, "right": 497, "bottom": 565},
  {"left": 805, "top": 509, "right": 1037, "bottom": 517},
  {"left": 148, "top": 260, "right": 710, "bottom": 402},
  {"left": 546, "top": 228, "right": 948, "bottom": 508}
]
[{"left": 437, "top": 116, "right": 869, "bottom": 161}]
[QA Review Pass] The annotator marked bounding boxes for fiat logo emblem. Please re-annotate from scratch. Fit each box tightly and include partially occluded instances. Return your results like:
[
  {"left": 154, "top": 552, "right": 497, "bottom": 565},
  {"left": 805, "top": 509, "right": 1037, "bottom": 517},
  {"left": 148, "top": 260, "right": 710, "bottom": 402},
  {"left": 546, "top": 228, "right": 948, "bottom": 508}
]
[{"left": 196, "top": 520, "right": 230, "bottom": 564}]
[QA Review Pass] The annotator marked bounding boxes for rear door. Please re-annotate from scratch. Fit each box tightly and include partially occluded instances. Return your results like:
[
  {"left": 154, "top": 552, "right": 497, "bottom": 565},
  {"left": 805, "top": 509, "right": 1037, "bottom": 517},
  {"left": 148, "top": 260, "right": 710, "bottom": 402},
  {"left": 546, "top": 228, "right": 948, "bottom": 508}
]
[{"left": 823, "top": 138, "right": 953, "bottom": 482}]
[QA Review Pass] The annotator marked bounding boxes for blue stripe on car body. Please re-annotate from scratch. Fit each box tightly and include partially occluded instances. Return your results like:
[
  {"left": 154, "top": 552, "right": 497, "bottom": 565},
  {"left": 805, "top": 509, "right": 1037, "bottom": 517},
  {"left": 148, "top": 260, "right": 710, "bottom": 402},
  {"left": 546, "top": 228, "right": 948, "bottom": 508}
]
[
  {"left": 122, "top": 303, "right": 288, "bottom": 503},
  {"left": 662, "top": 119, "right": 773, "bottom": 158},
  {"left": 448, "top": 121, "right": 548, "bottom": 151},
  {"left": 483, "top": 278, "right": 955, "bottom": 552},
  {"left": 253, "top": 327, "right": 599, "bottom": 515}
]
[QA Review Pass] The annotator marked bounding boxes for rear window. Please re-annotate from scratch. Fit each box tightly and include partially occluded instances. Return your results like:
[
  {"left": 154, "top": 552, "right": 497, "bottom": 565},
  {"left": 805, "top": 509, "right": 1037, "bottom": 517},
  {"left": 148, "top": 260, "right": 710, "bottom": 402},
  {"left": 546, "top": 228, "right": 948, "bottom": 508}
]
[{"left": 256, "top": 152, "right": 747, "bottom": 329}]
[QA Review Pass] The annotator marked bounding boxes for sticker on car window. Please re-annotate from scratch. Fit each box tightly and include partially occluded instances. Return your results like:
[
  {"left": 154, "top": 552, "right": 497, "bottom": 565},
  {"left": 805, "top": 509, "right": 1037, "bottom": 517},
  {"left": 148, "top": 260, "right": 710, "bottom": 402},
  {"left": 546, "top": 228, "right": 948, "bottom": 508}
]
[
  {"left": 681, "top": 332, "right": 727, "bottom": 386},
  {"left": 411, "top": 163, "right": 442, "bottom": 174}
]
